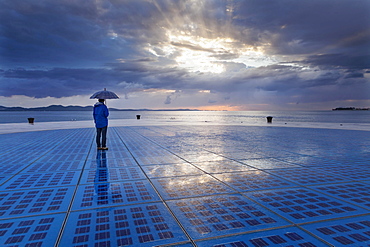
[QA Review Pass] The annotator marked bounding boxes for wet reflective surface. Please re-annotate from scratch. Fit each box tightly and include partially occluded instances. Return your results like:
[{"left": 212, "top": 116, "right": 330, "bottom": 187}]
[{"left": 0, "top": 126, "right": 369, "bottom": 246}]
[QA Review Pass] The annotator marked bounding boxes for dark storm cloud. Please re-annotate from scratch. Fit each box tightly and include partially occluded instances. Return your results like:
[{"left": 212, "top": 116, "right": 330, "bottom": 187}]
[
  {"left": 301, "top": 54, "right": 370, "bottom": 70},
  {"left": 0, "top": 62, "right": 190, "bottom": 97},
  {"left": 0, "top": 67, "right": 123, "bottom": 97},
  {"left": 0, "top": 0, "right": 146, "bottom": 68},
  {"left": 232, "top": 0, "right": 370, "bottom": 55},
  {"left": 0, "top": 0, "right": 369, "bottom": 108},
  {"left": 345, "top": 72, "right": 364, "bottom": 79}
]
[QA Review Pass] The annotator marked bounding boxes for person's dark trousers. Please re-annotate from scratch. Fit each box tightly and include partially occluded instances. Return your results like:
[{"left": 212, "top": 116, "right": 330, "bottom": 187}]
[{"left": 96, "top": 126, "right": 108, "bottom": 147}]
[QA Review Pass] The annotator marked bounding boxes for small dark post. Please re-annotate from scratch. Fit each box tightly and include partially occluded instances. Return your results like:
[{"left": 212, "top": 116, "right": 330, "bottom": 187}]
[
  {"left": 28, "top": 118, "right": 35, "bottom": 124},
  {"left": 266, "top": 116, "right": 273, "bottom": 123},
  {"left": 136, "top": 115, "right": 141, "bottom": 120}
]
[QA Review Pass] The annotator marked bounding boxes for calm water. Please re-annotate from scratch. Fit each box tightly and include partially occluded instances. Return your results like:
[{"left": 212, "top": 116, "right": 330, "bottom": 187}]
[{"left": 0, "top": 110, "right": 369, "bottom": 124}]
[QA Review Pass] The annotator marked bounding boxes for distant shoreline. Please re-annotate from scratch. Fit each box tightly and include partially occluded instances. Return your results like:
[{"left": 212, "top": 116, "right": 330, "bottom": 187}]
[
  {"left": 0, "top": 105, "right": 200, "bottom": 112},
  {"left": 332, "top": 107, "right": 369, "bottom": 111}
]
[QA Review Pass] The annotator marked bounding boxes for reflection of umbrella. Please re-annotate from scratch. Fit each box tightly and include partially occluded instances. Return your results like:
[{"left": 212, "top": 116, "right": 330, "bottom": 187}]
[{"left": 90, "top": 88, "right": 119, "bottom": 99}]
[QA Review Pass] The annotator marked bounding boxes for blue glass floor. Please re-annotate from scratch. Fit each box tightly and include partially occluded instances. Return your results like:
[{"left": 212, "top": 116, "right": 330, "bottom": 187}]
[{"left": 0, "top": 125, "right": 370, "bottom": 246}]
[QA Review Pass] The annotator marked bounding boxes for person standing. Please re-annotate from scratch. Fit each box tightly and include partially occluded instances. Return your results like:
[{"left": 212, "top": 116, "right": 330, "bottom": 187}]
[{"left": 93, "top": 99, "right": 109, "bottom": 150}]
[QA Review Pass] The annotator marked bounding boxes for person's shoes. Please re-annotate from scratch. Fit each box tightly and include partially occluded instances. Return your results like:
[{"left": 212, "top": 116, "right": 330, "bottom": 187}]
[
  {"left": 97, "top": 147, "right": 103, "bottom": 150},
  {"left": 101, "top": 147, "right": 108, "bottom": 150}
]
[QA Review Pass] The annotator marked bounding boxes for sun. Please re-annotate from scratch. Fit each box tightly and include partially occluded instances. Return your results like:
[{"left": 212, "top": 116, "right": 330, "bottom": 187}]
[
  {"left": 146, "top": 31, "right": 277, "bottom": 74},
  {"left": 169, "top": 34, "right": 233, "bottom": 73}
]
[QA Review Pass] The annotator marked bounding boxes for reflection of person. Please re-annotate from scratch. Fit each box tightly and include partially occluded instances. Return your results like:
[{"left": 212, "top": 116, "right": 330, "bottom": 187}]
[
  {"left": 95, "top": 151, "right": 110, "bottom": 205},
  {"left": 93, "top": 99, "right": 109, "bottom": 150}
]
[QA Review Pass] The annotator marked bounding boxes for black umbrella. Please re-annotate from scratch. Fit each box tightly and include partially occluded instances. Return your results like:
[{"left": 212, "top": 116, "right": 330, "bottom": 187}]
[{"left": 90, "top": 88, "right": 119, "bottom": 99}]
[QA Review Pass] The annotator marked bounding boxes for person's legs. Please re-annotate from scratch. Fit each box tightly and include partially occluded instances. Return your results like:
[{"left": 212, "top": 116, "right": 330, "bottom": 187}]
[
  {"left": 101, "top": 126, "right": 108, "bottom": 148},
  {"left": 96, "top": 128, "right": 102, "bottom": 148}
]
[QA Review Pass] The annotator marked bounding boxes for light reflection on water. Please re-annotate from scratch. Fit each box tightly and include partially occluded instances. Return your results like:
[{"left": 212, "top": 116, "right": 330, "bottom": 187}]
[
  {"left": 143, "top": 163, "right": 203, "bottom": 178},
  {"left": 1, "top": 110, "right": 369, "bottom": 124}
]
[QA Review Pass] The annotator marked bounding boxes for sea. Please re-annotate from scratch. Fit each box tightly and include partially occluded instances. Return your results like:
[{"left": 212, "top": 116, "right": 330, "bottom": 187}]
[{"left": 0, "top": 110, "right": 369, "bottom": 124}]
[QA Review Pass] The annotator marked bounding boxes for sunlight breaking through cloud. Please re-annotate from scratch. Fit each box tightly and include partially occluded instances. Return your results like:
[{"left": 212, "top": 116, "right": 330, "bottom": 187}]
[
  {"left": 1, "top": 0, "right": 369, "bottom": 110},
  {"left": 146, "top": 31, "right": 278, "bottom": 74}
]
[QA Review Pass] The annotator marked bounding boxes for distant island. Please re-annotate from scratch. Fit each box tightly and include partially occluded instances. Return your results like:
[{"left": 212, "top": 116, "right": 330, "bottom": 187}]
[
  {"left": 0, "top": 105, "right": 200, "bottom": 112},
  {"left": 332, "top": 107, "right": 369, "bottom": 111}
]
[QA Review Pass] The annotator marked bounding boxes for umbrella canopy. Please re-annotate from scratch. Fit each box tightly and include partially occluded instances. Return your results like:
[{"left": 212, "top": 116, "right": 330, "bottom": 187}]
[{"left": 90, "top": 88, "right": 119, "bottom": 99}]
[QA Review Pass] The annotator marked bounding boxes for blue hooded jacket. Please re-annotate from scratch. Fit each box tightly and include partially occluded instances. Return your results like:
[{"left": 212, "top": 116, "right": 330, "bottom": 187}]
[{"left": 93, "top": 102, "right": 109, "bottom": 128}]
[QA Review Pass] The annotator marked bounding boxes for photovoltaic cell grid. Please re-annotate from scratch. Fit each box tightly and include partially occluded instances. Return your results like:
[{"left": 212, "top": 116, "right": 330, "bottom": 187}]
[
  {"left": 0, "top": 187, "right": 75, "bottom": 219},
  {"left": 131, "top": 148, "right": 178, "bottom": 158},
  {"left": 22, "top": 160, "right": 84, "bottom": 173},
  {"left": 311, "top": 182, "right": 370, "bottom": 209},
  {"left": 0, "top": 131, "right": 38, "bottom": 149},
  {"left": 319, "top": 165, "right": 370, "bottom": 181},
  {"left": 2, "top": 153, "right": 39, "bottom": 167},
  {"left": 97, "top": 130, "right": 127, "bottom": 150},
  {"left": 0, "top": 125, "right": 369, "bottom": 246},
  {"left": 254, "top": 149, "right": 294, "bottom": 159},
  {"left": 221, "top": 151, "right": 264, "bottom": 160},
  {"left": 303, "top": 215, "right": 370, "bottom": 247},
  {"left": 245, "top": 188, "right": 368, "bottom": 224},
  {"left": 0, "top": 175, "right": 11, "bottom": 186},
  {"left": 152, "top": 175, "right": 235, "bottom": 200},
  {"left": 85, "top": 156, "right": 138, "bottom": 169},
  {"left": 213, "top": 171, "right": 296, "bottom": 192},
  {"left": 192, "top": 160, "right": 256, "bottom": 174},
  {"left": 182, "top": 153, "right": 227, "bottom": 163},
  {"left": 1, "top": 130, "right": 67, "bottom": 156},
  {"left": 196, "top": 226, "right": 330, "bottom": 246},
  {"left": 80, "top": 167, "right": 147, "bottom": 183},
  {"left": 0, "top": 164, "right": 25, "bottom": 175},
  {"left": 268, "top": 167, "right": 348, "bottom": 185},
  {"left": 135, "top": 155, "right": 186, "bottom": 166},
  {"left": 114, "top": 126, "right": 370, "bottom": 245},
  {"left": 87, "top": 149, "right": 133, "bottom": 161},
  {"left": 59, "top": 203, "right": 189, "bottom": 246},
  {"left": 73, "top": 180, "right": 161, "bottom": 210},
  {"left": 48, "top": 143, "right": 91, "bottom": 154},
  {"left": 141, "top": 163, "right": 205, "bottom": 178},
  {"left": 0, "top": 128, "right": 91, "bottom": 159},
  {"left": 276, "top": 155, "right": 340, "bottom": 167},
  {"left": 335, "top": 156, "right": 370, "bottom": 166},
  {"left": 0, "top": 171, "right": 80, "bottom": 190},
  {"left": 0, "top": 213, "right": 66, "bottom": 247},
  {"left": 167, "top": 194, "right": 290, "bottom": 239},
  {"left": 36, "top": 153, "right": 88, "bottom": 163},
  {"left": 240, "top": 158, "right": 302, "bottom": 170}
]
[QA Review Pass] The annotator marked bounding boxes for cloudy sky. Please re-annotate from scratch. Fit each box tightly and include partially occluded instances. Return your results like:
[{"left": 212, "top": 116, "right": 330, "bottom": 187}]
[{"left": 1, "top": 0, "right": 369, "bottom": 110}]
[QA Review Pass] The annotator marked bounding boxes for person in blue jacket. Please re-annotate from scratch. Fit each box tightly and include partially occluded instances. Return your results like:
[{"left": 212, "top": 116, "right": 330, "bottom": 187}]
[{"left": 93, "top": 99, "right": 109, "bottom": 150}]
